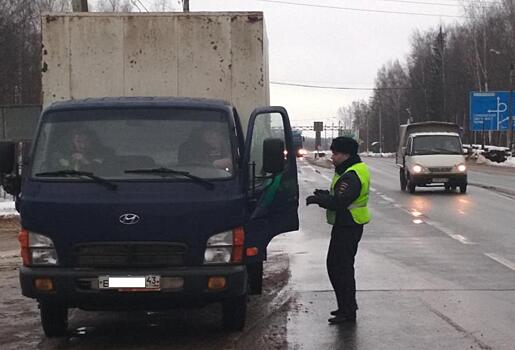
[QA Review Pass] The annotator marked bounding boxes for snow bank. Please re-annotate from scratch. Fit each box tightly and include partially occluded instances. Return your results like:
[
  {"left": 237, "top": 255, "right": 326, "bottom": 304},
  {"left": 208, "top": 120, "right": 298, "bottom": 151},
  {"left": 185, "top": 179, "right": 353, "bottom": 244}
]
[
  {"left": 360, "top": 152, "right": 396, "bottom": 158},
  {"left": 0, "top": 200, "right": 17, "bottom": 218},
  {"left": 476, "top": 155, "right": 515, "bottom": 168}
]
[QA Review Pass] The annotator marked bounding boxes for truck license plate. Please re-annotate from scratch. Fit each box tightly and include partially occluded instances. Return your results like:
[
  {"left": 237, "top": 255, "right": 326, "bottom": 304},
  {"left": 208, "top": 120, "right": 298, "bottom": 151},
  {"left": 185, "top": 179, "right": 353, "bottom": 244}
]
[
  {"left": 98, "top": 275, "right": 160, "bottom": 290},
  {"left": 432, "top": 178, "right": 449, "bottom": 183}
]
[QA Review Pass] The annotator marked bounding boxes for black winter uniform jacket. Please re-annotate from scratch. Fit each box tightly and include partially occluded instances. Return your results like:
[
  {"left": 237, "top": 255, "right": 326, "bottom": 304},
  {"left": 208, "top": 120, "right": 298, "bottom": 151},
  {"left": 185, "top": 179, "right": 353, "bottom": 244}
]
[{"left": 311, "top": 155, "right": 363, "bottom": 227}]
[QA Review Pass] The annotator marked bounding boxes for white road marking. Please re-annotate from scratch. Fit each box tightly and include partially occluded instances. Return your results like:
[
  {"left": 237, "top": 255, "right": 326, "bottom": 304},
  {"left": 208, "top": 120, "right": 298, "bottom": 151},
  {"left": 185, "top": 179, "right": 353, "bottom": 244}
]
[
  {"left": 381, "top": 195, "right": 395, "bottom": 202},
  {"left": 484, "top": 253, "right": 515, "bottom": 272},
  {"left": 308, "top": 161, "right": 479, "bottom": 247},
  {"left": 305, "top": 164, "right": 333, "bottom": 182},
  {"left": 425, "top": 220, "right": 475, "bottom": 245}
]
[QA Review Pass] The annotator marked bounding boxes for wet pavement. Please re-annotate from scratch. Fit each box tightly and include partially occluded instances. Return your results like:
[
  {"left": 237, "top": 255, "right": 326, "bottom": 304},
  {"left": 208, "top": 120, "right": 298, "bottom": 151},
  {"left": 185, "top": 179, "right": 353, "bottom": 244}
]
[
  {"left": 1, "top": 157, "right": 515, "bottom": 349},
  {"left": 272, "top": 158, "right": 515, "bottom": 349}
]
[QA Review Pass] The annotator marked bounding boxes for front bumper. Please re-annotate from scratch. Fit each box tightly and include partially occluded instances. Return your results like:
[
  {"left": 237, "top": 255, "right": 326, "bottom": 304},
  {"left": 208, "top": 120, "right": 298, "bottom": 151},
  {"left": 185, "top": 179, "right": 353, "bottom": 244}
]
[
  {"left": 20, "top": 265, "right": 247, "bottom": 310},
  {"left": 411, "top": 173, "right": 467, "bottom": 186}
]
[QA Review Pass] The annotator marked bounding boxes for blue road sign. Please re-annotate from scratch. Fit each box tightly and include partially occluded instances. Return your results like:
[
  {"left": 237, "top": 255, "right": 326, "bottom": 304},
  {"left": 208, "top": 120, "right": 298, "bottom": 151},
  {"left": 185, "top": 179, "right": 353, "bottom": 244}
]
[{"left": 470, "top": 91, "right": 515, "bottom": 131}]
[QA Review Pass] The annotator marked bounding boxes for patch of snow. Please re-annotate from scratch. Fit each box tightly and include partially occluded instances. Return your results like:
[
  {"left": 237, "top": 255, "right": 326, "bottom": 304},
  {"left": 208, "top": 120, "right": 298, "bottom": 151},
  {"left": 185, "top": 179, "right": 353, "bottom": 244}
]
[
  {"left": 360, "top": 152, "right": 396, "bottom": 158},
  {"left": 0, "top": 201, "right": 17, "bottom": 218},
  {"left": 476, "top": 155, "right": 515, "bottom": 168}
]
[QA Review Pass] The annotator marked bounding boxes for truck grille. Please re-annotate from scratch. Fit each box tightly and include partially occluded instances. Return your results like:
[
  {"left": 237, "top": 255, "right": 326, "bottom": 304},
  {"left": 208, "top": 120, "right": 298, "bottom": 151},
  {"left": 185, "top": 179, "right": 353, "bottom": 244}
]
[
  {"left": 74, "top": 243, "right": 187, "bottom": 268},
  {"left": 428, "top": 167, "right": 452, "bottom": 173}
]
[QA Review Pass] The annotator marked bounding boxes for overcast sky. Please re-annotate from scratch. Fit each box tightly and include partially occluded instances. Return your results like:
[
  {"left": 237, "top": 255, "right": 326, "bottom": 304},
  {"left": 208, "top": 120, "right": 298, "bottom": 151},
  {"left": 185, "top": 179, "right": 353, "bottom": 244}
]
[{"left": 92, "top": 0, "right": 468, "bottom": 126}]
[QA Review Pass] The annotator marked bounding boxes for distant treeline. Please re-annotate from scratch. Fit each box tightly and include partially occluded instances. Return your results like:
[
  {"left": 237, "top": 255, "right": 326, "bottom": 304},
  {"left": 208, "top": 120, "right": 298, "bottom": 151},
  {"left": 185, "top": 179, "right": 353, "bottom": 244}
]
[{"left": 346, "top": 1, "right": 515, "bottom": 152}]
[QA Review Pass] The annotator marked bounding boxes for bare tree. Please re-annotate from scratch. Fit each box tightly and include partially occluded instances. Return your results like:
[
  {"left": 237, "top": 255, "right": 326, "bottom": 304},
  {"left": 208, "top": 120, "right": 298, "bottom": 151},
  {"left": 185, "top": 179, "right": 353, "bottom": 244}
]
[
  {"left": 95, "top": 0, "right": 133, "bottom": 12},
  {"left": 151, "top": 0, "right": 181, "bottom": 11},
  {"left": 38, "top": 0, "right": 72, "bottom": 12}
]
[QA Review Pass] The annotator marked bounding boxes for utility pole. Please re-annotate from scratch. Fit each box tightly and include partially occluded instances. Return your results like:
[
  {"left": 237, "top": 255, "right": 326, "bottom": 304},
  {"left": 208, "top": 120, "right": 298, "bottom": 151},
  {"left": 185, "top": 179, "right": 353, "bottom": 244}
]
[
  {"left": 72, "top": 0, "right": 88, "bottom": 12},
  {"left": 509, "top": 63, "right": 514, "bottom": 152},
  {"left": 379, "top": 107, "right": 383, "bottom": 156},
  {"left": 324, "top": 124, "right": 327, "bottom": 149},
  {"left": 183, "top": 0, "right": 190, "bottom": 12},
  {"left": 366, "top": 113, "right": 369, "bottom": 153}
]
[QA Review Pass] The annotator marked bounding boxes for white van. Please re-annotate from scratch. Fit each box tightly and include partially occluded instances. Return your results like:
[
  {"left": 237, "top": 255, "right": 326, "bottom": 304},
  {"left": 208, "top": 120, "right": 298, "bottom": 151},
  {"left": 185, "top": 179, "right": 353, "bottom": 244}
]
[{"left": 396, "top": 122, "right": 467, "bottom": 194}]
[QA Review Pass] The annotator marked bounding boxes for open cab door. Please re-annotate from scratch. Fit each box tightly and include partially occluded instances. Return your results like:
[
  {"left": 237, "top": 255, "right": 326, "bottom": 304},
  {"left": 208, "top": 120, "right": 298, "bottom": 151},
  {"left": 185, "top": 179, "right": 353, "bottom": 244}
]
[{"left": 243, "top": 107, "right": 299, "bottom": 263}]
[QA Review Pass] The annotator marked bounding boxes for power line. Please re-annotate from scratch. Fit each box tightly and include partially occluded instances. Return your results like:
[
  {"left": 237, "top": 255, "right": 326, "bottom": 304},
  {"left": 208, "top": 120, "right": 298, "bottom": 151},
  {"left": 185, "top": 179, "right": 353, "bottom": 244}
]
[
  {"left": 271, "top": 76, "right": 512, "bottom": 91},
  {"left": 258, "top": 0, "right": 468, "bottom": 18},
  {"left": 131, "top": 0, "right": 142, "bottom": 12},
  {"left": 442, "top": 0, "right": 500, "bottom": 3},
  {"left": 271, "top": 81, "right": 416, "bottom": 90},
  {"left": 373, "top": 0, "right": 498, "bottom": 8},
  {"left": 136, "top": 0, "right": 149, "bottom": 12}
]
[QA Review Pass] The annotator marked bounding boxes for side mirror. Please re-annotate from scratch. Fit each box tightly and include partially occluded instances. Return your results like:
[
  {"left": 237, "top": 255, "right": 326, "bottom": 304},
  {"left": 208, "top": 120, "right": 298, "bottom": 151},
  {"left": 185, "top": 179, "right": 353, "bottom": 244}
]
[
  {"left": 402, "top": 146, "right": 408, "bottom": 156},
  {"left": 263, "top": 138, "right": 285, "bottom": 174},
  {"left": 0, "top": 142, "right": 16, "bottom": 174}
]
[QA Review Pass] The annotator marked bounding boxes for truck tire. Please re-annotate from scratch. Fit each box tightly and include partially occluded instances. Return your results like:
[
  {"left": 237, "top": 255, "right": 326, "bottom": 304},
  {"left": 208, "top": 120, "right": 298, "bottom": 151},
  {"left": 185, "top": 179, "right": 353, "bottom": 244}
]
[
  {"left": 247, "top": 262, "right": 263, "bottom": 295},
  {"left": 407, "top": 174, "right": 416, "bottom": 193},
  {"left": 460, "top": 184, "right": 467, "bottom": 194},
  {"left": 222, "top": 294, "right": 247, "bottom": 332},
  {"left": 399, "top": 170, "right": 407, "bottom": 191},
  {"left": 40, "top": 303, "right": 68, "bottom": 337}
]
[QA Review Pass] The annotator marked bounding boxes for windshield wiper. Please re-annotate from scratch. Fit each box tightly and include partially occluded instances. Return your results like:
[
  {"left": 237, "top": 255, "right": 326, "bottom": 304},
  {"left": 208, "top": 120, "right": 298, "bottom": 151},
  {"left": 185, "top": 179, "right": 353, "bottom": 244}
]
[
  {"left": 432, "top": 148, "right": 461, "bottom": 154},
  {"left": 35, "top": 170, "right": 117, "bottom": 191},
  {"left": 124, "top": 167, "right": 215, "bottom": 190}
]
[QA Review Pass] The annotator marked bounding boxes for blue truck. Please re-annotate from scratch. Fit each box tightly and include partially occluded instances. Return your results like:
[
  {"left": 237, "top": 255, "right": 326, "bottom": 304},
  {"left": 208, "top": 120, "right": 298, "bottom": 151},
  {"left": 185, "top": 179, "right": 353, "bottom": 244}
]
[
  {"left": 0, "top": 12, "right": 299, "bottom": 336},
  {"left": 0, "top": 97, "right": 299, "bottom": 335},
  {"left": 292, "top": 130, "right": 306, "bottom": 157}
]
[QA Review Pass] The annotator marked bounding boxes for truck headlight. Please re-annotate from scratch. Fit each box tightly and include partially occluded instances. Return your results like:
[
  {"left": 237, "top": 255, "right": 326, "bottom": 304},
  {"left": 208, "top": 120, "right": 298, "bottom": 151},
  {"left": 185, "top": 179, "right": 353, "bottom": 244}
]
[
  {"left": 412, "top": 165, "right": 424, "bottom": 173},
  {"left": 18, "top": 230, "right": 58, "bottom": 266},
  {"left": 204, "top": 227, "right": 245, "bottom": 264},
  {"left": 204, "top": 231, "right": 232, "bottom": 264},
  {"left": 456, "top": 164, "right": 467, "bottom": 172}
]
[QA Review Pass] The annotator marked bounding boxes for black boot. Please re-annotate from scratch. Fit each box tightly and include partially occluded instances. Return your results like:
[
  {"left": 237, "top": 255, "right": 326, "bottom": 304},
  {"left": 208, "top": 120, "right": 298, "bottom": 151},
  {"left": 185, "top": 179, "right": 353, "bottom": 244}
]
[{"left": 328, "top": 313, "right": 356, "bottom": 324}]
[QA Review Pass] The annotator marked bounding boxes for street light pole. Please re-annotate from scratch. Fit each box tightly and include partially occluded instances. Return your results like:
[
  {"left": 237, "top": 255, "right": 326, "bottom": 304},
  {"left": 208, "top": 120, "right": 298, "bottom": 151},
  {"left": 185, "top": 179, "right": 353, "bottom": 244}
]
[
  {"left": 379, "top": 107, "right": 383, "bottom": 155},
  {"left": 183, "top": 0, "right": 189, "bottom": 12},
  {"left": 509, "top": 63, "right": 514, "bottom": 152},
  {"left": 366, "top": 113, "right": 369, "bottom": 153}
]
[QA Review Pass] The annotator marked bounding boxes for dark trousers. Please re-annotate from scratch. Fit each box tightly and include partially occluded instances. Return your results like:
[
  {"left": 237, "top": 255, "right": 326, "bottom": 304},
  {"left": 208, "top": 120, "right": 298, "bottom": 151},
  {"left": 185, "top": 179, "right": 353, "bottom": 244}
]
[{"left": 326, "top": 224, "right": 363, "bottom": 315}]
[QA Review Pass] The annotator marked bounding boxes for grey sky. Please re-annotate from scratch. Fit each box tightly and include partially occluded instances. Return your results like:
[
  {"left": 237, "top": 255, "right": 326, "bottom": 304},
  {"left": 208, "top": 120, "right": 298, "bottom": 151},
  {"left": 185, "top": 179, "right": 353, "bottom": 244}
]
[{"left": 92, "top": 0, "right": 467, "bottom": 126}]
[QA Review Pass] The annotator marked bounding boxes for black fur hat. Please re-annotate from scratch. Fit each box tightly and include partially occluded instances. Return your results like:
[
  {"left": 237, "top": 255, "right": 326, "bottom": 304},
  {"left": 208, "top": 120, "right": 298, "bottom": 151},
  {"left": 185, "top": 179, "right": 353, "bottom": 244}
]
[{"left": 330, "top": 136, "right": 358, "bottom": 155}]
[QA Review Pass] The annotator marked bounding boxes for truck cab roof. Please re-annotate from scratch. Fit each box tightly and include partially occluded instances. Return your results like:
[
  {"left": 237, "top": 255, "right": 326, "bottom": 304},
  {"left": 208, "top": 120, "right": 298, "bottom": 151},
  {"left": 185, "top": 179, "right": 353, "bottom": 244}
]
[
  {"left": 410, "top": 132, "right": 460, "bottom": 137},
  {"left": 44, "top": 97, "right": 233, "bottom": 113}
]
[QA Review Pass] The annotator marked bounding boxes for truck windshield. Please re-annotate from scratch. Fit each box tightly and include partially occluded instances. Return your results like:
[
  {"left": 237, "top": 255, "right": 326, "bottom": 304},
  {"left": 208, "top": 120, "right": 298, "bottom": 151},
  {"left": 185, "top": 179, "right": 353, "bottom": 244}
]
[
  {"left": 412, "top": 135, "right": 462, "bottom": 155},
  {"left": 30, "top": 108, "right": 235, "bottom": 180}
]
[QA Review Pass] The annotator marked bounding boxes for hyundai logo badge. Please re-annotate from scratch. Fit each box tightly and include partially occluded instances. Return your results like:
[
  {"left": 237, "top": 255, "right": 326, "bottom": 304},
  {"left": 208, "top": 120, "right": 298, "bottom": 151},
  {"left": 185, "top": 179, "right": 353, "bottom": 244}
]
[{"left": 119, "top": 213, "right": 140, "bottom": 225}]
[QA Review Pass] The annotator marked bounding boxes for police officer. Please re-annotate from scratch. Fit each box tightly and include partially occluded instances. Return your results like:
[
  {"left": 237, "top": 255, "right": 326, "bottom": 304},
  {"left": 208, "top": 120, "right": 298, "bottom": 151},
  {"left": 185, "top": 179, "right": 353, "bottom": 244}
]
[{"left": 306, "top": 136, "right": 371, "bottom": 324}]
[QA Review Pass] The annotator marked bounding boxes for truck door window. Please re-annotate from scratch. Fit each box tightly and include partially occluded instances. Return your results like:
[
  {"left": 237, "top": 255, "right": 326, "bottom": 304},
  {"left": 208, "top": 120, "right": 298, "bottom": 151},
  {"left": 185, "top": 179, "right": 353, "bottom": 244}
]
[{"left": 249, "top": 113, "right": 286, "bottom": 185}]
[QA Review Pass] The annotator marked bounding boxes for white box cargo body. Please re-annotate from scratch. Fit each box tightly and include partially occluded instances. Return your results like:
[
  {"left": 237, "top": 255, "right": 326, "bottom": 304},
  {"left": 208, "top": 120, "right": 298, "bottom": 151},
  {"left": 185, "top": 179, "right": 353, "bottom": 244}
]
[{"left": 41, "top": 12, "right": 269, "bottom": 130}]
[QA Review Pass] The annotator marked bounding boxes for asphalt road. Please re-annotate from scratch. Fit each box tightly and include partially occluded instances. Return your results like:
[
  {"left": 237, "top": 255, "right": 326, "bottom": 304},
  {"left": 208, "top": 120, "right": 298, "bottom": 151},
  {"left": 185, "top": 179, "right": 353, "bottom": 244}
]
[
  {"left": 268, "top": 157, "right": 515, "bottom": 349},
  {"left": 1, "top": 157, "right": 514, "bottom": 349}
]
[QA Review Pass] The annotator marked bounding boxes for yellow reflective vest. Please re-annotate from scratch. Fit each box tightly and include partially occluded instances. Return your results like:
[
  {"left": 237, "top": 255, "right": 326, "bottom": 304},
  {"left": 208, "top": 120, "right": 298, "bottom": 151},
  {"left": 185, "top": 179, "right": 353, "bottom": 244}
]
[{"left": 326, "top": 162, "right": 371, "bottom": 225}]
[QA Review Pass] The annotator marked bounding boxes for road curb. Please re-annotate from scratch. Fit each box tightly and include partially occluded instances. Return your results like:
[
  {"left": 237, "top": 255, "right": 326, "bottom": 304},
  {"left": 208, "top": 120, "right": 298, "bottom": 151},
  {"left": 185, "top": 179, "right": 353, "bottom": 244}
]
[{"left": 468, "top": 182, "right": 515, "bottom": 198}]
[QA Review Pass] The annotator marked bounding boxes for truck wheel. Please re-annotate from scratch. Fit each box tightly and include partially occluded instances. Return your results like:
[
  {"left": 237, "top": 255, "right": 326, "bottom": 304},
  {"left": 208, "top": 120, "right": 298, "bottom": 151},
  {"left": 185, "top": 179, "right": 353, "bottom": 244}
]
[
  {"left": 222, "top": 294, "right": 247, "bottom": 332},
  {"left": 460, "top": 184, "right": 467, "bottom": 194},
  {"left": 247, "top": 262, "right": 263, "bottom": 295},
  {"left": 40, "top": 303, "right": 68, "bottom": 337},
  {"left": 399, "top": 170, "right": 407, "bottom": 191},
  {"left": 407, "top": 175, "right": 416, "bottom": 193}
]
